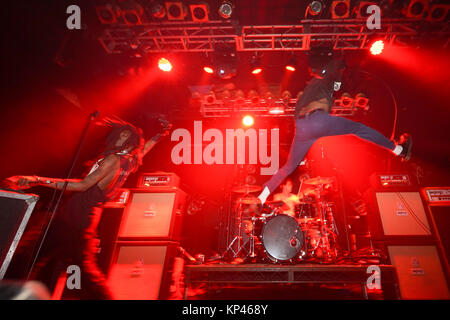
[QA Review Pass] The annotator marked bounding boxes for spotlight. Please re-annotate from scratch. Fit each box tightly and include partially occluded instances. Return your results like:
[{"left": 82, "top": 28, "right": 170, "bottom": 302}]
[
  {"left": 150, "top": 3, "right": 166, "bottom": 19},
  {"left": 331, "top": 0, "right": 350, "bottom": 19},
  {"left": 308, "top": 1, "right": 324, "bottom": 16},
  {"left": 404, "top": 0, "right": 429, "bottom": 19},
  {"left": 281, "top": 90, "right": 292, "bottom": 104},
  {"left": 354, "top": 1, "right": 378, "bottom": 19},
  {"left": 248, "top": 90, "right": 260, "bottom": 104},
  {"left": 166, "top": 1, "right": 187, "bottom": 21},
  {"left": 341, "top": 93, "right": 353, "bottom": 107},
  {"left": 158, "top": 58, "right": 172, "bottom": 72},
  {"left": 250, "top": 55, "right": 262, "bottom": 75},
  {"left": 242, "top": 115, "right": 254, "bottom": 127},
  {"left": 369, "top": 40, "right": 384, "bottom": 55},
  {"left": 190, "top": 4, "right": 209, "bottom": 23},
  {"left": 203, "top": 66, "right": 214, "bottom": 74},
  {"left": 268, "top": 106, "right": 285, "bottom": 115},
  {"left": 213, "top": 46, "right": 237, "bottom": 79},
  {"left": 285, "top": 56, "right": 297, "bottom": 72},
  {"left": 426, "top": 4, "right": 450, "bottom": 22},
  {"left": 204, "top": 91, "right": 216, "bottom": 104},
  {"left": 218, "top": 1, "right": 234, "bottom": 19},
  {"left": 96, "top": 5, "right": 118, "bottom": 24},
  {"left": 355, "top": 93, "right": 369, "bottom": 109}
]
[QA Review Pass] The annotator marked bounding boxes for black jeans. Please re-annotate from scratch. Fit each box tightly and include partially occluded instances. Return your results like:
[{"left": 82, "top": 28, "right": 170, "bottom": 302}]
[
  {"left": 263, "top": 110, "right": 395, "bottom": 193},
  {"left": 29, "top": 212, "right": 113, "bottom": 300}
]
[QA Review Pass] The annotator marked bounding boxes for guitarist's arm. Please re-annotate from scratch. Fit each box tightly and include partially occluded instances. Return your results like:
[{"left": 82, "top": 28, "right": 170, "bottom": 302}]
[{"left": 142, "top": 121, "right": 172, "bottom": 157}]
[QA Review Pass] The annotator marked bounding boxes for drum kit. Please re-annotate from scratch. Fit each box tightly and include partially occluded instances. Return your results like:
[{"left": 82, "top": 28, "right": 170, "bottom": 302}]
[{"left": 224, "top": 176, "right": 342, "bottom": 264}]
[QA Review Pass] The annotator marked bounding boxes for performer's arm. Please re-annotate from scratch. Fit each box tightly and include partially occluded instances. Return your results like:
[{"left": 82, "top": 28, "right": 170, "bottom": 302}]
[
  {"left": 13, "top": 154, "right": 119, "bottom": 192},
  {"left": 142, "top": 122, "right": 172, "bottom": 156}
]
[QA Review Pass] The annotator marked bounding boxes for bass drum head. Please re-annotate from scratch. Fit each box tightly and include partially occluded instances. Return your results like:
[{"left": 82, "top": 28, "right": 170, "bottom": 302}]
[{"left": 261, "top": 214, "right": 303, "bottom": 261}]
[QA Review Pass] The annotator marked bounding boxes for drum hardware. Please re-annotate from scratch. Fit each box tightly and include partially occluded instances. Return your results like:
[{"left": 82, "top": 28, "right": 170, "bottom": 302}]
[{"left": 232, "top": 184, "right": 262, "bottom": 194}]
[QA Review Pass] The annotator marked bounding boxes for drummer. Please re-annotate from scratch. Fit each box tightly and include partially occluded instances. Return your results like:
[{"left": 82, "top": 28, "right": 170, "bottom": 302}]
[{"left": 272, "top": 178, "right": 300, "bottom": 217}]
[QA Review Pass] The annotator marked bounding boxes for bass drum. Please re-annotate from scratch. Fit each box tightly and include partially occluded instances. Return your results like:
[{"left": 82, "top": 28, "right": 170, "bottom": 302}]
[{"left": 261, "top": 214, "right": 303, "bottom": 262}]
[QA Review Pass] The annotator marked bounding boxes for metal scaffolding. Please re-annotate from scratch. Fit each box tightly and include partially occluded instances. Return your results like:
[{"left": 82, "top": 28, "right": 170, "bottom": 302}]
[{"left": 97, "top": 18, "right": 447, "bottom": 54}]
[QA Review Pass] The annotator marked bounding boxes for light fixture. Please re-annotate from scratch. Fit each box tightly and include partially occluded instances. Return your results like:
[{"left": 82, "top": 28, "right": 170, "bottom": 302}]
[
  {"left": 96, "top": 5, "right": 118, "bottom": 24},
  {"left": 218, "top": 1, "right": 234, "bottom": 19},
  {"left": 285, "top": 56, "right": 297, "bottom": 72},
  {"left": 404, "top": 0, "right": 430, "bottom": 19},
  {"left": 250, "top": 54, "right": 262, "bottom": 74},
  {"left": 150, "top": 2, "right": 166, "bottom": 19},
  {"left": 369, "top": 40, "right": 384, "bottom": 55},
  {"left": 353, "top": 1, "right": 378, "bottom": 19},
  {"left": 166, "top": 1, "right": 186, "bottom": 21},
  {"left": 331, "top": 0, "right": 350, "bottom": 19},
  {"left": 203, "top": 66, "right": 214, "bottom": 74},
  {"left": 426, "top": 4, "right": 450, "bottom": 22},
  {"left": 354, "top": 93, "right": 369, "bottom": 109},
  {"left": 308, "top": 1, "right": 324, "bottom": 16},
  {"left": 341, "top": 93, "right": 353, "bottom": 107},
  {"left": 212, "top": 46, "right": 237, "bottom": 79},
  {"left": 158, "top": 58, "right": 172, "bottom": 72},
  {"left": 242, "top": 115, "right": 254, "bottom": 127},
  {"left": 190, "top": 4, "right": 209, "bottom": 23}
]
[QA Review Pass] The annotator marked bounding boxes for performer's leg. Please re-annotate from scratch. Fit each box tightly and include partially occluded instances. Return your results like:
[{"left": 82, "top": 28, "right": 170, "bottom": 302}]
[{"left": 323, "top": 112, "right": 395, "bottom": 150}]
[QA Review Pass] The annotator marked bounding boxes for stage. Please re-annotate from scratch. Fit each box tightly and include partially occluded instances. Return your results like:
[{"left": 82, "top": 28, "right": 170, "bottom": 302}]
[{"left": 183, "top": 263, "right": 400, "bottom": 300}]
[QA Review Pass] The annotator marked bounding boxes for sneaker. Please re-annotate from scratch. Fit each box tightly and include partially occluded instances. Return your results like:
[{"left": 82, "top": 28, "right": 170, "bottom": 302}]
[{"left": 398, "top": 133, "right": 412, "bottom": 161}]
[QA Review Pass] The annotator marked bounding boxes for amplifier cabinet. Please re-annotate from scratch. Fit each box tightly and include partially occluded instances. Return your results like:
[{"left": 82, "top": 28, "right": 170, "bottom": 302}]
[
  {"left": 0, "top": 190, "right": 39, "bottom": 279},
  {"left": 117, "top": 188, "right": 186, "bottom": 241},
  {"left": 369, "top": 191, "right": 432, "bottom": 239},
  {"left": 385, "top": 244, "right": 449, "bottom": 299},
  {"left": 107, "top": 241, "right": 179, "bottom": 300}
]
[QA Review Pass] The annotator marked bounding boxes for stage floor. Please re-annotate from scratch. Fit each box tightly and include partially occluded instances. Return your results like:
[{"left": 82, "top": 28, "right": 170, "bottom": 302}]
[{"left": 184, "top": 263, "right": 400, "bottom": 300}]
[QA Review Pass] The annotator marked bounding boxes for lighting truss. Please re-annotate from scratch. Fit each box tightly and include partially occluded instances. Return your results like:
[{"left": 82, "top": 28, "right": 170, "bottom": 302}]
[
  {"left": 199, "top": 98, "right": 367, "bottom": 118},
  {"left": 98, "top": 18, "right": 449, "bottom": 54}
]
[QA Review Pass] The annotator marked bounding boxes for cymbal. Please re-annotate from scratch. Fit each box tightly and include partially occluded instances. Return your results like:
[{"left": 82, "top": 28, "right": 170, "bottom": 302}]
[
  {"left": 303, "top": 176, "right": 334, "bottom": 186},
  {"left": 237, "top": 196, "right": 261, "bottom": 205},
  {"left": 232, "top": 184, "right": 262, "bottom": 193}
]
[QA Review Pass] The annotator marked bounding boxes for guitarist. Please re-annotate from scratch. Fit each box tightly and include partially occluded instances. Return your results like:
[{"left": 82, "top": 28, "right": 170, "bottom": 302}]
[{"left": 6, "top": 118, "right": 171, "bottom": 299}]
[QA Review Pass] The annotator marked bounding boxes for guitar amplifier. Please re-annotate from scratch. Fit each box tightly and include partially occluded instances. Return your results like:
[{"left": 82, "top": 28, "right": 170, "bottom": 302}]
[
  {"left": 137, "top": 172, "right": 180, "bottom": 189},
  {"left": 117, "top": 188, "right": 186, "bottom": 241},
  {"left": 0, "top": 190, "right": 39, "bottom": 279}
]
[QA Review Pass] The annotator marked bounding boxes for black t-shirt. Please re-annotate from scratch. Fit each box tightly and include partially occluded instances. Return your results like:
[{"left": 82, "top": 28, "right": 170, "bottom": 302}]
[{"left": 294, "top": 58, "right": 346, "bottom": 118}]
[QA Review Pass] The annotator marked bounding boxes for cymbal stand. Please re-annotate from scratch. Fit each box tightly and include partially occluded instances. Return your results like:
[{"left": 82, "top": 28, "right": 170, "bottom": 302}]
[{"left": 223, "top": 197, "right": 247, "bottom": 259}]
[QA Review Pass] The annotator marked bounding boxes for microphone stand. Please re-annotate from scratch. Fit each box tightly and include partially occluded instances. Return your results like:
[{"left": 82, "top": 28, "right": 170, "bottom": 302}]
[{"left": 27, "top": 111, "right": 99, "bottom": 280}]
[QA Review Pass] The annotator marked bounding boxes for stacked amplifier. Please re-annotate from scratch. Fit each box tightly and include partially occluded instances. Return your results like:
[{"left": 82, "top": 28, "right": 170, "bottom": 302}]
[
  {"left": 367, "top": 173, "right": 450, "bottom": 299},
  {"left": 105, "top": 172, "right": 186, "bottom": 300}
]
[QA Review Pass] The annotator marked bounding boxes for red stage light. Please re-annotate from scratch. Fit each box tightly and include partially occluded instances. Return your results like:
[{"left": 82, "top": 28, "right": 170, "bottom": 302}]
[
  {"left": 251, "top": 68, "right": 262, "bottom": 75},
  {"left": 242, "top": 115, "right": 254, "bottom": 126},
  {"left": 158, "top": 58, "right": 172, "bottom": 72},
  {"left": 203, "top": 66, "right": 214, "bottom": 74},
  {"left": 285, "top": 65, "right": 296, "bottom": 72},
  {"left": 370, "top": 40, "right": 384, "bottom": 55}
]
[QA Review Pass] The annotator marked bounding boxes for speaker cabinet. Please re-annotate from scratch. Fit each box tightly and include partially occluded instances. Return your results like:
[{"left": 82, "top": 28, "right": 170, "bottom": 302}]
[
  {"left": 107, "top": 241, "right": 179, "bottom": 300},
  {"left": 373, "top": 192, "right": 431, "bottom": 237},
  {"left": 118, "top": 188, "right": 186, "bottom": 241},
  {"left": 386, "top": 245, "right": 450, "bottom": 299},
  {"left": 0, "top": 190, "right": 39, "bottom": 279}
]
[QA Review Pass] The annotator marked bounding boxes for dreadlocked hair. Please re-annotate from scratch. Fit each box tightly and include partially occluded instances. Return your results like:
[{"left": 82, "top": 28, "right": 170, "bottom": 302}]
[{"left": 104, "top": 124, "right": 145, "bottom": 172}]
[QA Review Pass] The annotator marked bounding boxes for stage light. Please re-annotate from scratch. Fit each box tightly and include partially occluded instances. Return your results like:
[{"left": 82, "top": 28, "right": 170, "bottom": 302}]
[
  {"left": 354, "top": 93, "right": 369, "bottom": 109},
  {"left": 213, "top": 46, "right": 237, "bottom": 79},
  {"left": 242, "top": 115, "right": 254, "bottom": 127},
  {"left": 150, "top": 3, "right": 166, "bottom": 19},
  {"left": 248, "top": 90, "right": 260, "bottom": 104},
  {"left": 250, "top": 54, "right": 262, "bottom": 75},
  {"left": 158, "top": 58, "right": 172, "bottom": 72},
  {"left": 370, "top": 40, "right": 384, "bottom": 55},
  {"left": 96, "top": 5, "right": 118, "bottom": 24},
  {"left": 331, "top": 0, "right": 350, "bottom": 19},
  {"left": 308, "top": 1, "right": 324, "bottom": 16},
  {"left": 285, "top": 56, "right": 297, "bottom": 72},
  {"left": 281, "top": 90, "right": 292, "bottom": 104},
  {"left": 341, "top": 93, "right": 353, "bottom": 107},
  {"left": 218, "top": 1, "right": 234, "bottom": 19},
  {"left": 203, "top": 66, "right": 214, "bottom": 74},
  {"left": 354, "top": 1, "right": 378, "bottom": 19},
  {"left": 166, "top": 1, "right": 187, "bottom": 21},
  {"left": 404, "top": 0, "right": 429, "bottom": 19},
  {"left": 426, "top": 4, "right": 450, "bottom": 22},
  {"left": 190, "top": 4, "right": 209, "bottom": 23},
  {"left": 268, "top": 106, "right": 285, "bottom": 115}
]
